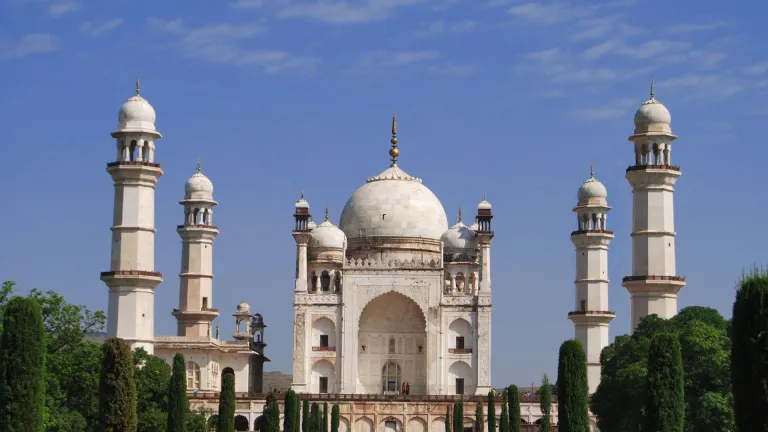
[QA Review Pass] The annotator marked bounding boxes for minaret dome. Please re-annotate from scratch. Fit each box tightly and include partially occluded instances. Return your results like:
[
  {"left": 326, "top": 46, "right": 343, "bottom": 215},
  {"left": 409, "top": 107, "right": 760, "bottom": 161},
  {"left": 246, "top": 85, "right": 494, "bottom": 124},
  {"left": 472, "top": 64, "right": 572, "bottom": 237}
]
[
  {"left": 116, "top": 77, "right": 159, "bottom": 135},
  {"left": 185, "top": 162, "right": 214, "bottom": 201},
  {"left": 577, "top": 165, "right": 607, "bottom": 206},
  {"left": 633, "top": 79, "right": 672, "bottom": 135}
]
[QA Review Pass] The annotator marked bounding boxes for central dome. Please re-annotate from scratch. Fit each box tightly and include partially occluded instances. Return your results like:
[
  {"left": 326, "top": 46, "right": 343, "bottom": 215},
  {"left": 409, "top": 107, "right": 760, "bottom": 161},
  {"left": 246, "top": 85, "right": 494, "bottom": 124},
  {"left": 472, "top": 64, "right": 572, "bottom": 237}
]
[{"left": 339, "top": 166, "right": 448, "bottom": 240}]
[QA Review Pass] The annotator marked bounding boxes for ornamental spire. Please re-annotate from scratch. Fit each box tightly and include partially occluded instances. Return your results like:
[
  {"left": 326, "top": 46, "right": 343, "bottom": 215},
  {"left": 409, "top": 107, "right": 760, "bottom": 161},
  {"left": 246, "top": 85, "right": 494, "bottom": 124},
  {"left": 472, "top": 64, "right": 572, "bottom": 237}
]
[
  {"left": 389, "top": 112, "right": 399, "bottom": 167},
  {"left": 458, "top": 206, "right": 463, "bottom": 223},
  {"left": 197, "top": 159, "right": 201, "bottom": 173},
  {"left": 590, "top": 161, "right": 594, "bottom": 178},
  {"left": 136, "top": 75, "right": 141, "bottom": 95},
  {"left": 325, "top": 204, "right": 329, "bottom": 221},
  {"left": 650, "top": 76, "right": 655, "bottom": 100}
]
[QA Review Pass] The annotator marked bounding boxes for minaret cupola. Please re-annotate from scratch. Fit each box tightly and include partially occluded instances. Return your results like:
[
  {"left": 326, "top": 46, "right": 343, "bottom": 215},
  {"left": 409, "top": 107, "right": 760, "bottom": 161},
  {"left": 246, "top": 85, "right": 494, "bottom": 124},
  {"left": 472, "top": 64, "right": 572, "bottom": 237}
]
[
  {"left": 475, "top": 193, "right": 493, "bottom": 233},
  {"left": 294, "top": 191, "right": 312, "bottom": 232}
]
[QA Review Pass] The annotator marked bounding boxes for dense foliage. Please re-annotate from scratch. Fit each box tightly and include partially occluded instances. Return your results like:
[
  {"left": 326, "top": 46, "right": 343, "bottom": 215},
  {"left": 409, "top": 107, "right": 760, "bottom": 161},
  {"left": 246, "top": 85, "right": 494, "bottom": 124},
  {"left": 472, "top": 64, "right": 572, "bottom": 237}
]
[
  {"left": 0, "top": 296, "right": 46, "bottom": 432},
  {"left": 486, "top": 390, "right": 495, "bottom": 432},
  {"left": 732, "top": 269, "right": 768, "bottom": 431},
  {"left": 557, "top": 340, "right": 590, "bottom": 432},
  {"left": 310, "top": 403, "right": 320, "bottom": 432},
  {"left": 167, "top": 353, "right": 189, "bottom": 432},
  {"left": 453, "top": 400, "right": 463, "bottom": 432},
  {"left": 217, "top": 372, "right": 236, "bottom": 432},
  {"left": 591, "top": 307, "right": 733, "bottom": 432},
  {"left": 302, "top": 399, "right": 310, "bottom": 432},
  {"left": 283, "top": 390, "right": 298, "bottom": 432},
  {"left": 506, "top": 385, "right": 520, "bottom": 432},
  {"left": 643, "top": 333, "right": 685, "bottom": 432},
  {"left": 98, "top": 338, "right": 138, "bottom": 432},
  {"left": 446, "top": 404, "right": 452, "bottom": 432},
  {"left": 261, "top": 391, "right": 280, "bottom": 432},
  {"left": 322, "top": 402, "right": 328, "bottom": 432},
  {"left": 475, "top": 401, "right": 484, "bottom": 432},
  {"left": 331, "top": 404, "right": 339, "bottom": 432},
  {"left": 538, "top": 375, "right": 552, "bottom": 432},
  {"left": 499, "top": 390, "right": 509, "bottom": 432}
]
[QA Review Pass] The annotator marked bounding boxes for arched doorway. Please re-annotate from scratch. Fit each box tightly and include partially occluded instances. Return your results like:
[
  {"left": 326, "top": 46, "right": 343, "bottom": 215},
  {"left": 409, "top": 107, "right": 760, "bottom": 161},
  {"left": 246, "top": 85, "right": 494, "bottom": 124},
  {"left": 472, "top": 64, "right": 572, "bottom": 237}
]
[
  {"left": 358, "top": 291, "right": 427, "bottom": 394},
  {"left": 234, "top": 415, "right": 249, "bottom": 431}
]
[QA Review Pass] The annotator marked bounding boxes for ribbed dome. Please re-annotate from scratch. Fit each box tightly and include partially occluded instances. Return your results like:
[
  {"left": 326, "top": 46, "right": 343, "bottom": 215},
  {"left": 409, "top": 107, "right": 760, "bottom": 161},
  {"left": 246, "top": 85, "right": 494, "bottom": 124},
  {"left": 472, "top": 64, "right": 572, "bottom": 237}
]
[
  {"left": 441, "top": 220, "right": 478, "bottom": 250},
  {"left": 309, "top": 219, "right": 346, "bottom": 249},
  {"left": 478, "top": 194, "right": 492, "bottom": 210},
  {"left": 577, "top": 168, "right": 608, "bottom": 206},
  {"left": 236, "top": 301, "right": 250, "bottom": 312},
  {"left": 339, "top": 166, "right": 448, "bottom": 240},
  {"left": 185, "top": 170, "right": 214, "bottom": 200},
  {"left": 633, "top": 82, "right": 672, "bottom": 135}
]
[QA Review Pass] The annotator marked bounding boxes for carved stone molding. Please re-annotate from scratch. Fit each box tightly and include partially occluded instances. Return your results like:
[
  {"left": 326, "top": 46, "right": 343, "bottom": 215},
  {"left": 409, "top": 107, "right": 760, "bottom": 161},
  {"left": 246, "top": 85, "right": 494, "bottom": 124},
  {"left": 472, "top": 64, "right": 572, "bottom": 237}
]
[
  {"left": 440, "top": 296, "right": 475, "bottom": 306},
  {"left": 345, "top": 257, "right": 442, "bottom": 270},
  {"left": 356, "top": 284, "right": 429, "bottom": 322},
  {"left": 295, "top": 294, "right": 341, "bottom": 305},
  {"left": 293, "top": 313, "right": 306, "bottom": 382},
  {"left": 477, "top": 312, "right": 491, "bottom": 387}
]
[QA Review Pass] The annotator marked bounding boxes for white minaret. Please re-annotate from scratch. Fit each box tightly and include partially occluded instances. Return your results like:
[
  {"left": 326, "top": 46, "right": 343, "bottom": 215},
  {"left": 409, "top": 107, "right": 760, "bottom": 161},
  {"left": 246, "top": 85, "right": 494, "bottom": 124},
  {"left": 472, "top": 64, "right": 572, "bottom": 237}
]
[
  {"left": 101, "top": 78, "right": 163, "bottom": 354},
  {"left": 291, "top": 192, "right": 312, "bottom": 393},
  {"left": 569, "top": 165, "right": 615, "bottom": 394},
  {"left": 474, "top": 194, "right": 493, "bottom": 395},
  {"left": 173, "top": 162, "right": 220, "bottom": 337},
  {"left": 623, "top": 80, "right": 686, "bottom": 332}
]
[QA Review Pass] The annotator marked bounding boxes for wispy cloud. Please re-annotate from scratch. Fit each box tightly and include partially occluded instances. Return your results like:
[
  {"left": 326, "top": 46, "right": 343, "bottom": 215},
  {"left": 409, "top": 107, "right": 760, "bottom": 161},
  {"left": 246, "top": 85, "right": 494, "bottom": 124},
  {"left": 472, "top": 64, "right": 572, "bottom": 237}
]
[
  {"left": 573, "top": 97, "right": 635, "bottom": 119},
  {"left": 507, "top": 2, "right": 591, "bottom": 24},
  {"left": 413, "top": 20, "right": 477, "bottom": 38},
  {"left": 427, "top": 62, "right": 482, "bottom": 76},
  {"left": 664, "top": 74, "right": 745, "bottom": 100},
  {"left": 146, "top": 17, "right": 321, "bottom": 74},
  {"left": 230, "top": 0, "right": 265, "bottom": 8},
  {"left": 276, "top": 0, "right": 424, "bottom": 24},
  {"left": 5, "top": 33, "right": 59, "bottom": 58},
  {"left": 571, "top": 16, "right": 641, "bottom": 41},
  {"left": 47, "top": 1, "right": 79, "bottom": 17},
  {"left": 80, "top": 18, "right": 123, "bottom": 37},
  {"left": 664, "top": 22, "right": 726, "bottom": 34},
  {"left": 745, "top": 61, "right": 768, "bottom": 75},
  {"left": 354, "top": 50, "right": 440, "bottom": 69}
]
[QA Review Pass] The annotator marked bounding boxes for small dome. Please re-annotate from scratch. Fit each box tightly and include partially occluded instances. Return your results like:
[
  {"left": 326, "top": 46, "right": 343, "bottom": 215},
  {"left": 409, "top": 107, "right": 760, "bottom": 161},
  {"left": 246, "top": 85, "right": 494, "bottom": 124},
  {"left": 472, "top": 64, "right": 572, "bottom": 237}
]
[
  {"left": 469, "top": 220, "right": 479, "bottom": 231},
  {"left": 236, "top": 301, "right": 250, "bottom": 312},
  {"left": 307, "top": 219, "right": 317, "bottom": 230},
  {"left": 633, "top": 82, "right": 672, "bottom": 134},
  {"left": 185, "top": 167, "right": 214, "bottom": 200},
  {"left": 577, "top": 168, "right": 608, "bottom": 205},
  {"left": 441, "top": 220, "right": 478, "bottom": 250},
  {"left": 116, "top": 81, "right": 158, "bottom": 134},
  {"left": 296, "top": 192, "right": 309, "bottom": 209},
  {"left": 309, "top": 218, "right": 346, "bottom": 249},
  {"left": 478, "top": 193, "right": 492, "bottom": 210}
]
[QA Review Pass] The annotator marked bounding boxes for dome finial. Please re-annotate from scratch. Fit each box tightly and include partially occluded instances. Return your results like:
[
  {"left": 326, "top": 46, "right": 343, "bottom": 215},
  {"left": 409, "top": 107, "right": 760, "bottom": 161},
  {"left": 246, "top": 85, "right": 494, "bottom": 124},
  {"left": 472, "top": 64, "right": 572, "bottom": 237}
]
[
  {"left": 301, "top": 190, "right": 304, "bottom": 199},
  {"left": 325, "top": 204, "right": 329, "bottom": 221},
  {"left": 458, "top": 206, "right": 463, "bottom": 223},
  {"left": 483, "top": 191, "right": 487, "bottom": 201},
  {"left": 196, "top": 159, "right": 201, "bottom": 173},
  {"left": 389, "top": 112, "right": 400, "bottom": 167},
  {"left": 136, "top": 75, "right": 141, "bottom": 95},
  {"left": 590, "top": 161, "right": 595, "bottom": 178},
  {"left": 650, "top": 76, "right": 655, "bottom": 100}
]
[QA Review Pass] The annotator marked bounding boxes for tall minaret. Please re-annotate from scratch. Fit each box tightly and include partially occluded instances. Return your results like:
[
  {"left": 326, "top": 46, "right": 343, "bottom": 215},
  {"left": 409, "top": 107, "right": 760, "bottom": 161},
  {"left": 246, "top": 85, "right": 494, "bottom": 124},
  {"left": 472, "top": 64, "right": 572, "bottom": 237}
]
[
  {"left": 291, "top": 191, "right": 312, "bottom": 393},
  {"left": 101, "top": 78, "right": 163, "bottom": 354},
  {"left": 173, "top": 162, "right": 220, "bottom": 337},
  {"left": 474, "top": 193, "right": 493, "bottom": 395},
  {"left": 623, "top": 80, "right": 686, "bottom": 331},
  {"left": 569, "top": 165, "right": 615, "bottom": 394}
]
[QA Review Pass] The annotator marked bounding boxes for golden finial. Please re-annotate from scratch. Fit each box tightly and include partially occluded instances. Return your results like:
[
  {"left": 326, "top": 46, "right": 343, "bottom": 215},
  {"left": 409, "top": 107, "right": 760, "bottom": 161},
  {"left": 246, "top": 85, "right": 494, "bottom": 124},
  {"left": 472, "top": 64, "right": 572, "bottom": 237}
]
[
  {"left": 458, "top": 206, "right": 463, "bottom": 223},
  {"left": 196, "top": 159, "right": 201, "bottom": 173},
  {"left": 136, "top": 75, "right": 141, "bottom": 95},
  {"left": 389, "top": 112, "right": 399, "bottom": 167},
  {"left": 590, "top": 161, "right": 594, "bottom": 178},
  {"left": 650, "top": 76, "right": 655, "bottom": 100},
  {"left": 325, "top": 204, "right": 329, "bottom": 221}
]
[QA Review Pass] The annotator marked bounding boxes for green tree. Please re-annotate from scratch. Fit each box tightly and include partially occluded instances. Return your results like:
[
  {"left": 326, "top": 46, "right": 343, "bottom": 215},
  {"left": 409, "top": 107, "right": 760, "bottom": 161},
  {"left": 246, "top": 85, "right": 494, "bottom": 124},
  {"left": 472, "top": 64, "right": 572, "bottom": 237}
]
[
  {"left": 302, "top": 399, "right": 310, "bottom": 432},
  {"left": 331, "top": 404, "right": 340, "bottom": 432},
  {"left": 644, "top": 332, "right": 685, "bottom": 432},
  {"left": 507, "top": 385, "right": 520, "bottom": 432},
  {"left": 499, "top": 390, "right": 509, "bottom": 432},
  {"left": 167, "top": 354, "right": 188, "bottom": 432},
  {"left": 454, "top": 400, "right": 464, "bottom": 432},
  {"left": 0, "top": 296, "right": 46, "bottom": 432},
  {"left": 293, "top": 393, "right": 300, "bottom": 432},
  {"left": 538, "top": 375, "right": 552, "bottom": 432},
  {"left": 283, "top": 390, "right": 297, "bottom": 432},
  {"left": 310, "top": 403, "right": 320, "bottom": 432},
  {"left": 217, "top": 372, "right": 235, "bottom": 432},
  {"left": 322, "top": 402, "right": 328, "bottom": 432},
  {"left": 133, "top": 348, "right": 171, "bottom": 432},
  {"left": 732, "top": 269, "right": 768, "bottom": 432},
  {"left": 446, "top": 404, "right": 452, "bottom": 432},
  {"left": 475, "top": 401, "right": 484, "bottom": 432},
  {"left": 486, "top": 391, "right": 495, "bottom": 432},
  {"left": 261, "top": 391, "right": 280, "bottom": 432},
  {"left": 98, "top": 338, "right": 138, "bottom": 432},
  {"left": 186, "top": 409, "right": 210, "bottom": 432},
  {"left": 557, "top": 340, "right": 590, "bottom": 432}
]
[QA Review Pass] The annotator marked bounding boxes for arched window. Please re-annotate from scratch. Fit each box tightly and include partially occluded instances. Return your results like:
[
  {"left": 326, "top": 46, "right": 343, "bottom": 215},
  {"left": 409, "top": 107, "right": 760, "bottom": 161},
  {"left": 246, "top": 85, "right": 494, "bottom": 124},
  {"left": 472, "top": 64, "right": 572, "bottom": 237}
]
[
  {"left": 234, "top": 415, "right": 249, "bottom": 431},
  {"left": 334, "top": 272, "right": 342, "bottom": 292},
  {"left": 186, "top": 361, "right": 201, "bottom": 389},
  {"left": 381, "top": 361, "right": 401, "bottom": 393},
  {"left": 321, "top": 271, "right": 331, "bottom": 292}
]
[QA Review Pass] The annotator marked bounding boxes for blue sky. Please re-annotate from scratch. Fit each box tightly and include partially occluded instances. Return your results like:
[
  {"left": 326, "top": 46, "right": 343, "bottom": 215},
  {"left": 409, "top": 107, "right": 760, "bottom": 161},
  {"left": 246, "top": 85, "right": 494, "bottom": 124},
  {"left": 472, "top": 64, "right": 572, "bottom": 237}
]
[{"left": 1, "top": 0, "right": 767, "bottom": 388}]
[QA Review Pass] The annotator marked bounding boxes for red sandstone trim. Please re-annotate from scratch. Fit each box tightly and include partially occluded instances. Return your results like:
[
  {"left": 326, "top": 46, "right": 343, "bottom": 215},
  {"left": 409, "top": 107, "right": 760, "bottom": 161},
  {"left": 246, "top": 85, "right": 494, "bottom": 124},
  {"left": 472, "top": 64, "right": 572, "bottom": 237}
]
[
  {"left": 107, "top": 161, "right": 163, "bottom": 168},
  {"left": 622, "top": 275, "right": 686, "bottom": 282},
  {"left": 312, "top": 346, "right": 336, "bottom": 352},
  {"left": 626, "top": 164, "right": 681, "bottom": 172},
  {"left": 568, "top": 310, "right": 616, "bottom": 316},
  {"left": 101, "top": 270, "right": 163, "bottom": 278}
]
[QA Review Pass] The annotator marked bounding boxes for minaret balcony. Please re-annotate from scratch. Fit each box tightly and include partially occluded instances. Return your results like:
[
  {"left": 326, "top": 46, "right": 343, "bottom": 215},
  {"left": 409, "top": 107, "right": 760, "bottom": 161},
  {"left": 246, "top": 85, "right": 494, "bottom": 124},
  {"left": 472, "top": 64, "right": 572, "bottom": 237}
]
[
  {"left": 177, "top": 224, "right": 219, "bottom": 231},
  {"left": 570, "top": 229, "right": 614, "bottom": 236},
  {"left": 568, "top": 310, "right": 616, "bottom": 324},
  {"left": 623, "top": 275, "right": 685, "bottom": 282},
  {"left": 622, "top": 275, "right": 686, "bottom": 294},
  {"left": 448, "top": 348, "right": 473, "bottom": 354},
  {"left": 626, "top": 164, "right": 681, "bottom": 173},
  {"left": 107, "top": 160, "right": 162, "bottom": 169},
  {"left": 172, "top": 308, "right": 220, "bottom": 320},
  {"left": 100, "top": 270, "right": 163, "bottom": 289}
]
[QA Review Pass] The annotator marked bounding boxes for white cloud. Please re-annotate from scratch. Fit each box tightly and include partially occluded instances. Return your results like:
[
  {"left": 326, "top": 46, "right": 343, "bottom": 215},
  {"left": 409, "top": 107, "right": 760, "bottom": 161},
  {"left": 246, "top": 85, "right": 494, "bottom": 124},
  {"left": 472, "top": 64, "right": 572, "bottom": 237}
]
[
  {"left": 571, "top": 16, "right": 641, "bottom": 41},
  {"left": 413, "top": 20, "right": 477, "bottom": 37},
  {"left": 47, "top": 1, "right": 79, "bottom": 17},
  {"left": 354, "top": 50, "right": 440, "bottom": 69},
  {"left": 146, "top": 17, "right": 320, "bottom": 73},
  {"left": 583, "top": 40, "right": 616, "bottom": 59},
  {"left": 507, "top": 2, "right": 590, "bottom": 24},
  {"left": 5, "top": 33, "right": 58, "bottom": 58},
  {"left": 276, "top": 0, "right": 424, "bottom": 24},
  {"left": 664, "top": 74, "right": 745, "bottom": 99},
  {"left": 428, "top": 62, "right": 482, "bottom": 76},
  {"left": 616, "top": 39, "right": 691, "bottom": 59},
  {"left": 526, "top": 47, "right": 563, "bottom": 63},
  {"left": 80, "top": 18, "right": 123, "bottom": 37},
  {"left": 745, "top": 61, "right": 768, "bottom": 75},
  {"left": 664, "top": 22, "right": 726, "bottom": 34},
  {"left": 230, "top": 0, "right": 265, "bottom": 8}
]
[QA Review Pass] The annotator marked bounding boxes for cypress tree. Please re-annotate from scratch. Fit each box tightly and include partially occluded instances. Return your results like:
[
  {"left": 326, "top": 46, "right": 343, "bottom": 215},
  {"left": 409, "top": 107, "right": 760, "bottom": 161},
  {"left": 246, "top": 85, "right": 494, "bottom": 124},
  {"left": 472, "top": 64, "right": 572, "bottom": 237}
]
[
  {"left": 643, "top": 333, "right": 684, "bottom": 432},
  {"left": 217, "top": 371, "right": 235, "bottom": 432},
  {"left": 322, "top": 402, "right": 329, "bottom": 432},
  {"left": 97, "top": 337, "right": 138, "bottom": 432},
  {"left": 302, "top": 399, "right": 310, "bottom": 432},
  {"left": 507, "top": 385, "right": 521, "bottom": 432},
  {"left": 284, "top": 390, "right": 297, "bottom": 432},
  {"left": 733, "top": 269, "right": 768, "bottom": 431},
  {"left": 556, "top": 340, "right": 590, "bottom": 432},
  {"left": 499, "top": 390, "right": 510, "bottom": 432},
  {"left": 454, "top": 400, "right": 464, "bottom": 432},
  {"left": 446, "top": 404, "right": 452, "bottom": 432},
  {"left": 331, "top": 404, "right": 340, "bottom": 432},
  {"left": 261, "top": 391, "right": 280, "bottom": 432},
  {"left": 167, "top": 353, "right": 189, "bottom": 432},
  {"left": 539, "top": 375, "right": 552, "bottom": 432},
  {"left": 293, "top": 393, "right": 301, "bottom": 432},
  {"left": 475, "top": 401, "right": 484, "bottom": 432},
  {"left": 310, "top": 403, "right": 320, "bottom": 432},
  {"left": 486, "top": 390, "right": 496, "bottom": 432},
  {"left": 0, "top": 296, "right": 46, "bottom": 432}
]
